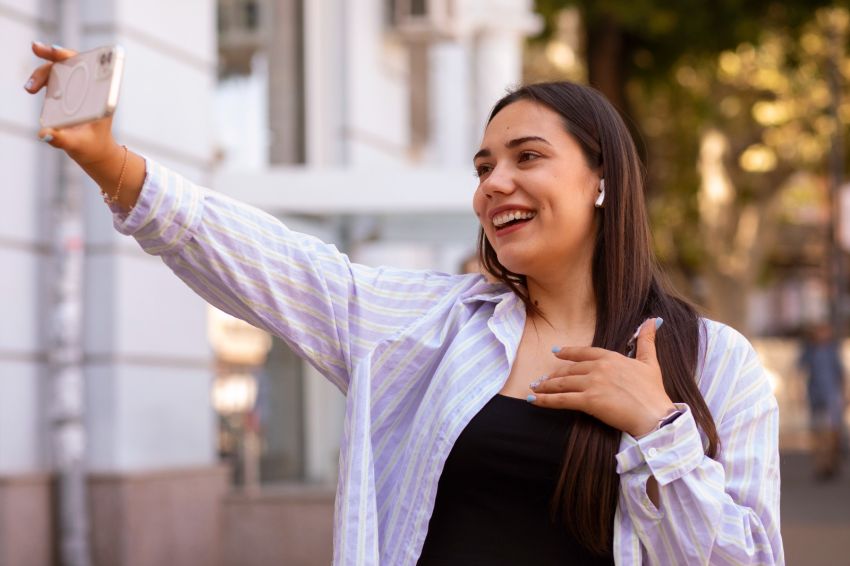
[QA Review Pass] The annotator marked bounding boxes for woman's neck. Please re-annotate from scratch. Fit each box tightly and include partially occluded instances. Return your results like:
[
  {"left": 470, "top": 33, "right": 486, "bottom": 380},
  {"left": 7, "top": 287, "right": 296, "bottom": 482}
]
[{"left": 525, "top": 267, "right": 597, "bottom": 342}]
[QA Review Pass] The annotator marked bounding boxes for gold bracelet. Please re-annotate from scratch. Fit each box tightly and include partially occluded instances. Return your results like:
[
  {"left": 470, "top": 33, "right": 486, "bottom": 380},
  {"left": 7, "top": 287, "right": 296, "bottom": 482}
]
[{"left": 102, "top": 144, "right": 129, "bottom": 205}]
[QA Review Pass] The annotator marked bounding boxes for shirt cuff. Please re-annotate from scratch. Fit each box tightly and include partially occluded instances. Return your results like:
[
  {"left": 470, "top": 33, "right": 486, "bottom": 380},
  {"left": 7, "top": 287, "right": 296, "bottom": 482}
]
[
  {"left": 615, "top": 403, "right": 705, "bottom": 485},
  {"left": 112, "top": 157, "right": 205, "bottom": 256}
]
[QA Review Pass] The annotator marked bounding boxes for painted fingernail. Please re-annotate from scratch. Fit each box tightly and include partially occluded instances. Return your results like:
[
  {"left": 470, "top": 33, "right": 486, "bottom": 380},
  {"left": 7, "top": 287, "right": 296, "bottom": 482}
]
[
  {"left": 551, "top": 346, "right": 561, "bottom": 354},
  {"left": 24, "top": 78, "right": 34, "bottom": 91},
  {"left": 529, "top": 376, "right": 546, "bottom": 389},
  {"left": 40, "top": 134, "right": 53, "bottom": 143},
  {"left": 655, "top": 317, "right": 664, "bottom": 329},
  {"left": 33, "top": 40, "right": 47, "bottom": 47},
  {"left": 51, "top": 44, "right": 64, "bottom": 51},
  {"left": 526, "top": 394, "right": 537, "bottom": 403}
]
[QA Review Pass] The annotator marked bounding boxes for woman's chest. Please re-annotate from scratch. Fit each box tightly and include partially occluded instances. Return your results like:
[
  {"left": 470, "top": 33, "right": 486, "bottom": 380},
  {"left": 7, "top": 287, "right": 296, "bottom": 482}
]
[
  {"left": 499, "top": 331, "right": 568, "bottom": 398},
  {"left": 498, "top": 319, "right": 595, "bottom": 399}
]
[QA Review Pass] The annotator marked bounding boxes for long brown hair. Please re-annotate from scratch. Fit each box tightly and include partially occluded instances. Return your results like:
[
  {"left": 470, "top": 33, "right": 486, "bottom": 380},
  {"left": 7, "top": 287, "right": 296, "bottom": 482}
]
[{"left": 478, "top": 82, "right": 719, "bottom": 556}]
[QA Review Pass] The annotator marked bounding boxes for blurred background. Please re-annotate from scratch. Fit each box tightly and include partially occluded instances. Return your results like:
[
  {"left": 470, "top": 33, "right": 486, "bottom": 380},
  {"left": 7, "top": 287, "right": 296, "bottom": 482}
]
[{"left": 2, "top": 0, "right": 849, "bottom": 565}]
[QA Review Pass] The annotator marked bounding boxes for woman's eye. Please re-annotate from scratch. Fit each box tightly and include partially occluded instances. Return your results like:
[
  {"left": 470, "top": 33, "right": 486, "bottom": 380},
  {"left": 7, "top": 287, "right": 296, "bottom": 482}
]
[
  {"left": 474, "top": 164, "right": 492, "bottom": 178},
  {"left": 518, "top": 151, "right": 539, "bottom": 163}
]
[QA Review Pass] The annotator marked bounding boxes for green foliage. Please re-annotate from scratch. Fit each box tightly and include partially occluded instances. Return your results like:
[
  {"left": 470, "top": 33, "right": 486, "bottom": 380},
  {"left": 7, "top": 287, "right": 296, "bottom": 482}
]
[
  {"left": 652, "top": 7, "right": 849, "bottom": 269},
  {"left": 529, "top": 3, "right": 850, "bottom": 327},
  {"left": 534, "top": 0, "right": 834, "bottom": 82}
]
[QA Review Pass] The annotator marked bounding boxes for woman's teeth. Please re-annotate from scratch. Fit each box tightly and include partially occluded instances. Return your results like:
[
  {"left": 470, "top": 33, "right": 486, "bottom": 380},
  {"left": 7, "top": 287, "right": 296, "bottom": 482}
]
[{"left": 493, "top": 210, "right": 537, "bottom": 228}]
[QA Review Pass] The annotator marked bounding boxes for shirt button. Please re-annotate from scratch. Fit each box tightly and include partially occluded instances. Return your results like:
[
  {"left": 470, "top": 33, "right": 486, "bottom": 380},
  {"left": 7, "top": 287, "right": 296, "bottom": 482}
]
[{"left": 648, "top": 447, "right": 659, "bottom": 458}]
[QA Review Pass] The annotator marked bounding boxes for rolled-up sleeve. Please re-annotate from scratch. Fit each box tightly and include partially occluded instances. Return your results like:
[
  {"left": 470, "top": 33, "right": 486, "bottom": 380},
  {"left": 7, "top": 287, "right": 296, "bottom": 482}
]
[
  {"left": 113, "top": 159, "right": 470, "bottom": 393},
  {"left": 615, "top": 324, "right": 783, "bottom": 565}
]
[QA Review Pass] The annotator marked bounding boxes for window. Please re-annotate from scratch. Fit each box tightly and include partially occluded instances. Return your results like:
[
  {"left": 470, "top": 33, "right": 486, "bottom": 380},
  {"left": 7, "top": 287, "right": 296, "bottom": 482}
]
[
  {"left": 386, "top": 0, "right": 454, "bottom": 36},
  {"left": 217, "top": 0, "right": 270, "bottom": 77}
]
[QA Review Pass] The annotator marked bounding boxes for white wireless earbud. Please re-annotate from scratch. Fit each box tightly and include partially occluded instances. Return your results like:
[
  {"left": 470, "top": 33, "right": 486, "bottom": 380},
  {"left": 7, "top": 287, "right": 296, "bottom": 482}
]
[{"left": 595, "top": 178, "right": 605, "bottom": 208}]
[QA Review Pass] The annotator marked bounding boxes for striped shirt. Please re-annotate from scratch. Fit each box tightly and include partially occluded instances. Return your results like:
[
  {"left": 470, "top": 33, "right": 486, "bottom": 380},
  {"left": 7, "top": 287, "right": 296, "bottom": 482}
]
[{"left": 115, "top": 159, "right": 784, "bottom": 565}]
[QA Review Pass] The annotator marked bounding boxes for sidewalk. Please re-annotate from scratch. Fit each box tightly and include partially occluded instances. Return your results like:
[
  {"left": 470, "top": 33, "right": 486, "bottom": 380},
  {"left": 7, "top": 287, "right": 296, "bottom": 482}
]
[{"left": 781, "top": 450, "right": 850, "bottom": 565}]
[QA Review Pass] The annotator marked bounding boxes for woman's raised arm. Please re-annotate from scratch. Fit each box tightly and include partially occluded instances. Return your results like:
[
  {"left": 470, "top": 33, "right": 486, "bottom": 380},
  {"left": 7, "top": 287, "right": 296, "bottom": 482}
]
[{"left": 25, "top": 41, "right": 480, "bottom": 392}]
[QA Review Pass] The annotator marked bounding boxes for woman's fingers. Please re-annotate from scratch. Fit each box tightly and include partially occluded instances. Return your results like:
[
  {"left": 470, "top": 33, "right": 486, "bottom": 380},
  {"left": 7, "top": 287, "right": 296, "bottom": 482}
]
[
  {"left": 23, "top": 62, "right": 53, "bottom": 93},
  {"left": 552, "top": 345, "right": 608, "bottom": 362},
  {"left": 635, "top": 317, "right": 663, "bottom": 366},
  {"left": 530, "top": 373, "right": 589, "bottom": 394},
  {"left": 526, "top": 391, "right": 584, "bottom": 410},
  {"left": 36, "top": 116, "right": 116, "bottom": 164},
  {"left": 25, "top": 42, "right": 79, "bottom": 94},
  {"left": 31, "top": 41, "right": 77, "bottom": 62},
  {"left": 37, "top": 123, "right": 88, "bottom": 153},
  {"left": 36, "top": 127, "right": 61, "bottom": 147}
]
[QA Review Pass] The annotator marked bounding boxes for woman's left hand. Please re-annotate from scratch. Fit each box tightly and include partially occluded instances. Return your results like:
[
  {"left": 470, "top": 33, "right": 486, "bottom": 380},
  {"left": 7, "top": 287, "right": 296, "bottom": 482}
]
[{"left": 528, "top": 317, "right": 676, "bottom": 438}]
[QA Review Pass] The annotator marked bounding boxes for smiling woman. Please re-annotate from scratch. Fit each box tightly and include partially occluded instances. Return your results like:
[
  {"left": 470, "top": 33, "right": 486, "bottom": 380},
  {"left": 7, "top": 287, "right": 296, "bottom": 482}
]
[
  {"left": 463, "top": 82, "right": 728, "bottom": 559},
  {"left": 27, "top": 39, "right": 783, "bottom": 565}
]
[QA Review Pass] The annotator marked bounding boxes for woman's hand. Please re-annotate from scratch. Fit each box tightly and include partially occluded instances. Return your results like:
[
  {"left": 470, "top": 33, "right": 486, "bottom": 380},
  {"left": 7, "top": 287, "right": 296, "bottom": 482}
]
[
  {"left": 24, "top": 41, "right": 120, "bottom": 167},
  {"left": 24, "top": 41, "right": 145, "bottom": 210},
  {"left": 528, "top": 318, "right": 676, "bottom": 438}
]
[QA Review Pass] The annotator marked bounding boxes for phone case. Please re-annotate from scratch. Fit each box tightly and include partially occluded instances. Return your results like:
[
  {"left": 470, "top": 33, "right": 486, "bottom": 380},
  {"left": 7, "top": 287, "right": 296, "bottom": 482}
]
[{"left": 40, "top": 45, "right": 125, "bottom": 130}]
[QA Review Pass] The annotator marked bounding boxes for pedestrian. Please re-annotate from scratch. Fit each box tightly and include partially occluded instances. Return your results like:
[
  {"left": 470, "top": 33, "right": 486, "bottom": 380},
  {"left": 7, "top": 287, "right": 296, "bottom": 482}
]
[
  {"left": 799, "top": 322, "right": 846, "bottom": 480},
  {"left": 26, "top": 42, "right": 784, "bottom": 565}
]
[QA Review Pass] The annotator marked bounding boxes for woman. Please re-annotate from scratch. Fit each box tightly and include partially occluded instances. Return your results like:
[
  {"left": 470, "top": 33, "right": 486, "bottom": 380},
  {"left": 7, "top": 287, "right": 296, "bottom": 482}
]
[{"left": 27, "top": 42, "right": 783, "bottom": 565}]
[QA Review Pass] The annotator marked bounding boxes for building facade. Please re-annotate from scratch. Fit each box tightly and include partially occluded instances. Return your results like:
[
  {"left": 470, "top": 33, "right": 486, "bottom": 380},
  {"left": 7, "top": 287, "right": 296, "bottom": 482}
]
[{"left": 0, "top": 0, "right": 539, "bottom": 564}]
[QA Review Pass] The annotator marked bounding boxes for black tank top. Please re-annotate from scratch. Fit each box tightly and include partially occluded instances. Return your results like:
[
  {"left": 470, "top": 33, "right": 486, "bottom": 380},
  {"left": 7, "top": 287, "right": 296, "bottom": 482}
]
[{"left": 417, "top": 394, "right": 615, "bottom": 566}]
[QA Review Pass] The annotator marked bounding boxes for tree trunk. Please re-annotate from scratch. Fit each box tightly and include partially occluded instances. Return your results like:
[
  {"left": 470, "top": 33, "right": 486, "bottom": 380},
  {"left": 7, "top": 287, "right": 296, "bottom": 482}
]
[
  {"left": 584, "top": 15, "right": 645, "bottom": 160},
  {"left": 586, "top": 16, "right": 631, "bottom": 118},
  {"left": 696, "top": 130, "right": 784, "bottom": 335}
]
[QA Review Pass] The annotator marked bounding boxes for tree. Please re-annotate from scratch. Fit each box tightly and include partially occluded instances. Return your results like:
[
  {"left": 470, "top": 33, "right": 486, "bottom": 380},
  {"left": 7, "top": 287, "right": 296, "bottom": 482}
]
[
  {"left": 533, "top": 0, "right": 832, "bottom": 115},
  {"left": 527, "top": 2, "right": 850, "bottom": 333},
  {"left": 640, "top": 8, "right": 849, "bottom": 332}
]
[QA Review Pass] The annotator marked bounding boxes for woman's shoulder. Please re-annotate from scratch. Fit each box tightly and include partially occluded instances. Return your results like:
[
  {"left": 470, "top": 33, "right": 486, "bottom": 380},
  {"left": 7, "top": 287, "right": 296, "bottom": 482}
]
[
  {"left": 695, "top": 318, "right": 775, "bottom": 417},
  {"left": 697, "top": 318, "right": 755, "bottom": 355},
  {"left": 456, "top": 276, "right": 512, "bottom": 304}
]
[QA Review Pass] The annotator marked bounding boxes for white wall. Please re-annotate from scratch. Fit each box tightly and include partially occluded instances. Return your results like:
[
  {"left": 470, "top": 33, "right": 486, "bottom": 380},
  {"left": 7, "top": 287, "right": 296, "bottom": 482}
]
[
  {"left": 80, "top": 0, "right": 218, "bottom": 472},
  {"left": 344, "top": 0, "right": 410, "bottom": 166},
  {"left": 0, "top": 0, "right": 219, "bottom": 475},
  {"left": 0, "top": 0, "right": 58, "bottom": 474}
]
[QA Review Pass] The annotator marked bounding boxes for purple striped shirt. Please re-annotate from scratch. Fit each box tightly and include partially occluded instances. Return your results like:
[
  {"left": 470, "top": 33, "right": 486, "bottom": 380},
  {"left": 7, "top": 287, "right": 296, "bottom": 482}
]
[{"left": 114, "top": 159, "right": 784, "bottom": 565}]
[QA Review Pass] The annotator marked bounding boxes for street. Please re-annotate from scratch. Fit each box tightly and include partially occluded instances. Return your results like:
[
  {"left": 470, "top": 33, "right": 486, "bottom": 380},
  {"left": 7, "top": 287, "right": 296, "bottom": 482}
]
[{"left": 781, "top": 450, "right": 850, "bottom": 565}]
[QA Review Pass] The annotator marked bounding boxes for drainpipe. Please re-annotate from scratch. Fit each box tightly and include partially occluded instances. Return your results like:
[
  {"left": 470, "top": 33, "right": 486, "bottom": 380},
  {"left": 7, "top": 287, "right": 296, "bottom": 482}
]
[{"left": 47, "top": 0, "right": 91, "bottom": 564}]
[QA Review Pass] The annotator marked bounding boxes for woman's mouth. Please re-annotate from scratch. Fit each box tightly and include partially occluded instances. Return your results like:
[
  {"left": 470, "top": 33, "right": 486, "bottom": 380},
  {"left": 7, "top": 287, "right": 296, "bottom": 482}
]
[{"left": 492, "top": 210, "right": 537, "bottom": 234}]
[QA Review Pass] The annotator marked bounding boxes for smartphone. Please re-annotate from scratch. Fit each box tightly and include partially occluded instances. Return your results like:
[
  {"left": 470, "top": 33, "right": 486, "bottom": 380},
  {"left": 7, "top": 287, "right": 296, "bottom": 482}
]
[{"left": 39, "top": 45, "right": 125, "bottom": 129}]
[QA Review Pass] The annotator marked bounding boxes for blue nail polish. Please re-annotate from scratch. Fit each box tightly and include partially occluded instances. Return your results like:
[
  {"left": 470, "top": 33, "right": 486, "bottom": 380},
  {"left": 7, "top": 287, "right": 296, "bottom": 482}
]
[
  {"left": 551, "top": 346, "right": 560, "bottom": 354},
  {"left": 40, "top": 134, "right": 53, "bottom": 143},
  {"left": 526, "top": 394, "right": 537, "bottom": 403},
  {"left": 24, "top": 78, "right": 34, "bottom": 91},
  {"left": 33, "top": 40, "right": 47, "bottom": 47},
  {"left": 51, "top": 44, "right": 64, "bottom": 51},
  {"left": 655, "top": 317, "right": 664, "bottom": 329}
]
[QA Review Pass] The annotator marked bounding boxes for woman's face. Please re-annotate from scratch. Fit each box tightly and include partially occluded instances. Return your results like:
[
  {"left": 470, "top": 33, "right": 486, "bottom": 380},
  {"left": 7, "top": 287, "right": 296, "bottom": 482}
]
[{"left": 472, "top": 100, "right": 601, "bottom": 279}]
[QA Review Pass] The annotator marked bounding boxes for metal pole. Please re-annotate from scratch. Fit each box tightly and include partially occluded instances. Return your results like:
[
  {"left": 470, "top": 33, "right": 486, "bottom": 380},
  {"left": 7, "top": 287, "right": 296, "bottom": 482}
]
[
  {"left": 47, "top": 0, "right": 92, "bottom": 564},
  {"left": 828, "top": 20, "right": 846, "bottom": 341}
]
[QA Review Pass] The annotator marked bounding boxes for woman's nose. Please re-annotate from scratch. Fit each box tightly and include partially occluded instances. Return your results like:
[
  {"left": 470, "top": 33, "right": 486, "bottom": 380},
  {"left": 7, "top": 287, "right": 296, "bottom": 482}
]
[{"left": 480, "top": 165, "right": 516, "bottom": 198}]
